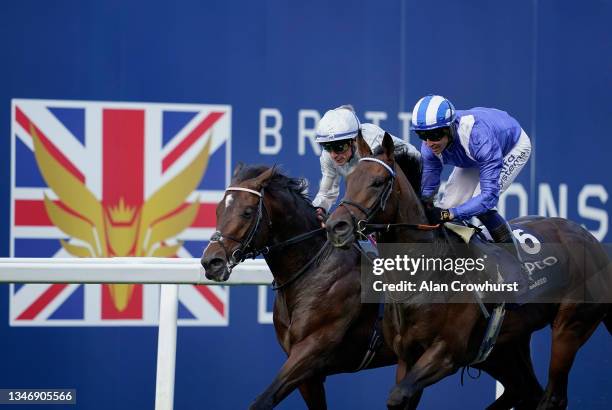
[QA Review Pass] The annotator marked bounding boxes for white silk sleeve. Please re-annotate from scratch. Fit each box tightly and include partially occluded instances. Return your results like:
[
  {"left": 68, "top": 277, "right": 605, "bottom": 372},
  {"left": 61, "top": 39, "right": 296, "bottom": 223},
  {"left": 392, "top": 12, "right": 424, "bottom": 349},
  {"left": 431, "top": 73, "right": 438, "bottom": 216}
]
[{"left": 312, "top": 153, "right": 340, "bottom": 211}]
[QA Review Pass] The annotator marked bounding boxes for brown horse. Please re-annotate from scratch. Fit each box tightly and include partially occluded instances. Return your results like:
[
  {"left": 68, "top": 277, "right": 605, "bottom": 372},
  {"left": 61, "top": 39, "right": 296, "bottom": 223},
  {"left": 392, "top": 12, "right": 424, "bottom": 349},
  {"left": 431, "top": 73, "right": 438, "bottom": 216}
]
[
  {"left": 200, "top": 164, "right": 400, "bottom": 409},
  {"left": 326, "top": 133, "right": 611, "bottom": 410},
  {"left": 201, "top": 163, "right": 554, "bottom": 410}
]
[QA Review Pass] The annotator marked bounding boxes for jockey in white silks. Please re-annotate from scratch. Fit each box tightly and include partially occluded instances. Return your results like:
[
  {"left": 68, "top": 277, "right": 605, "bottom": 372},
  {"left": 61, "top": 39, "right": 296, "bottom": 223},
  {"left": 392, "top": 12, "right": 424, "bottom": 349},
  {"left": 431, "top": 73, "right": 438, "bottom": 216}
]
[
  {"left": 312, "top": 105, "right": 421, "bottom": 223},
  {"left": 412, "top": 94, "right": 532, "bottom": 273}
]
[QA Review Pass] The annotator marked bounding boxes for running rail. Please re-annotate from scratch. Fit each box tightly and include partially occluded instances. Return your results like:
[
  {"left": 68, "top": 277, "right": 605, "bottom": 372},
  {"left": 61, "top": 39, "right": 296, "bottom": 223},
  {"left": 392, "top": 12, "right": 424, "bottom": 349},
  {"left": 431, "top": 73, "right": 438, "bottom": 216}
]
[{"left": 0, "top": 257, "right": 273, "bottom": 410}]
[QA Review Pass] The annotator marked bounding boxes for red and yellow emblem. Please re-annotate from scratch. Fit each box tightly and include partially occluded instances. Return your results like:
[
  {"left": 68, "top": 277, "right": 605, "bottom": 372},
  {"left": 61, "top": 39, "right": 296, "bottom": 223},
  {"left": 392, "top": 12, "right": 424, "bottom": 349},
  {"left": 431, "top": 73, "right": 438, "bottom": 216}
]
[{"left": 30, "top": 122, "right": 212, "bottom": 313}]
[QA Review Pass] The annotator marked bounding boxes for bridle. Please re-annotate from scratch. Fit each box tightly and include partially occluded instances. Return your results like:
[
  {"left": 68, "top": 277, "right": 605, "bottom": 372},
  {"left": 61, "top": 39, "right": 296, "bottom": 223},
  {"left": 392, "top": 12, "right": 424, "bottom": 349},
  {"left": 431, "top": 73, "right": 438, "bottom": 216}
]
[
  {"left": 209, "top": 186, "right": 268, "bottom": 270},
  {"left": 209, "top": 186, "right": 325, "bottom": 279},
  {"left": 339, "top": 157, "right": 440, "bottom": 237},
  {"left": 339, "top": 157, "right": 397, "bottom": 238}
]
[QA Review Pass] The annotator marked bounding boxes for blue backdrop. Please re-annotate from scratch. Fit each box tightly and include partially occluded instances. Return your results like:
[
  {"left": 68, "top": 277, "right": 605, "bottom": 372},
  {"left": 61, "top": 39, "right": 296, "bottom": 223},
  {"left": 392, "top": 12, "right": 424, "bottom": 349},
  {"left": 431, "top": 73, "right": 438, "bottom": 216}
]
[{"left": 0, "top": 1, "right": 609, "bottom": 409}]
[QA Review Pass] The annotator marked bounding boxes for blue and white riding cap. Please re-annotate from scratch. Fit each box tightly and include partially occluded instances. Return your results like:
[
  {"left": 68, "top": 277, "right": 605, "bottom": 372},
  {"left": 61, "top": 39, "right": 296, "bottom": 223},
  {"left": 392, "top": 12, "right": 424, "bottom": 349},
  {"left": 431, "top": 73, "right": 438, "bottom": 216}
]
[
  {"left": 315, "top": 106, "right": 361, "bottom": 143},
  {"left": 411, "top": 94, "right": 456, "bottom": 131}
]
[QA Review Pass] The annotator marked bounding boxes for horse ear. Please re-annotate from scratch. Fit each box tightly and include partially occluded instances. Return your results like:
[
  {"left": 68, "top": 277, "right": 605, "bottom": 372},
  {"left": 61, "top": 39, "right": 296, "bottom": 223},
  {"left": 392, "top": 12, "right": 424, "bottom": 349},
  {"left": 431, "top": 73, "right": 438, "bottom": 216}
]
[
  {"left": 356, "top": 131, "right": 372, "bottom": 157},
  {"left": 232, "top": 162, "right": 244, "bottom": 179},
  {"left": 382, "top": 132, "right": 395, "bottom": 160},
  {"left": 252, "top": 166, "right": 276, "bottom": 189}
]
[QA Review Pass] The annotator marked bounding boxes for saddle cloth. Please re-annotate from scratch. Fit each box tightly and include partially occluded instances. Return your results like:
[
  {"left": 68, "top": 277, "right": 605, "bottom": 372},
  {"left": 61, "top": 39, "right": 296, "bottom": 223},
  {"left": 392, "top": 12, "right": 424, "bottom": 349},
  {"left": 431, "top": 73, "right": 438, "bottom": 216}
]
[{"left": 445, "top": 222, "right": 568, "bottom": 305}]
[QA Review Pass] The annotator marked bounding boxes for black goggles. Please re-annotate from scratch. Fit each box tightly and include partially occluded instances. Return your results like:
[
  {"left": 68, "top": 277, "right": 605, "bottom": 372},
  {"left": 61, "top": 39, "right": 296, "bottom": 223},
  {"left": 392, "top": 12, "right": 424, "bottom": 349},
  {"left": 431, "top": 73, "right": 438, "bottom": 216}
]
[
  {"left": 416, "top": 128, "right": 448, "bottom": 142},
  {"left": 320, "top": 141, "right": 351, "bottom": 153}
]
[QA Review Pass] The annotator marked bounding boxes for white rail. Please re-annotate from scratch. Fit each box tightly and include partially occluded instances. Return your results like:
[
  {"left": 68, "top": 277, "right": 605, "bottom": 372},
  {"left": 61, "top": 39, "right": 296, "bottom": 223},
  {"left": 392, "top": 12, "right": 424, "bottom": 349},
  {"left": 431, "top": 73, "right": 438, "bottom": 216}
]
[
  {"left": 0, "top": 257, "right": 273, "bottom": 410},
  {"left": 0, "top": 257, "right": 271, "bottom": 284}
]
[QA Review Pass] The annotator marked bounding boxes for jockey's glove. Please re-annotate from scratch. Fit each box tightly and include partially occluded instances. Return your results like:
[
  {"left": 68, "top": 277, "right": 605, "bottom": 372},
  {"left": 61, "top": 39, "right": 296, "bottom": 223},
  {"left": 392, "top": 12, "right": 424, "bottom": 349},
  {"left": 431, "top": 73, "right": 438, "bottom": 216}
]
[
  {"left": 428, "top": 206, "right": 453, "bottom": 224},
  {"left": 315, "top": 207, "right": 328, "bottom": 221}
]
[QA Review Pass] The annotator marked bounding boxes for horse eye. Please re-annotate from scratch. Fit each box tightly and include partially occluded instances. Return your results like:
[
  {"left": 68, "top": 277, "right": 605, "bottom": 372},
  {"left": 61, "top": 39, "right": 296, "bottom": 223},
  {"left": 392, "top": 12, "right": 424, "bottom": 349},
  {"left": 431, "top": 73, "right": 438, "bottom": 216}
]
[
  {"left": 241, "top": 208, "right": 254, "bottom": 218},
  {"left": 372, "top": 177, "right": 386, "bottom": 187}
]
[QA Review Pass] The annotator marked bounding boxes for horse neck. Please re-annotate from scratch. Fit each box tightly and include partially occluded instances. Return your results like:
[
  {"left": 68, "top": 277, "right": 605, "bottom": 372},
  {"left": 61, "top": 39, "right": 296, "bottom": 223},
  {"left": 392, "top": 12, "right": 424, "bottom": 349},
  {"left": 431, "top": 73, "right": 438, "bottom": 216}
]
[
  {"left": 263, "top": 191, "right": 326, "bottom": 282},
  {"left": 386, "top": 178, "right": 458, "bottom": 275},
  {"left": 387, "top": 177, "right": 435, "bottom": 243}
]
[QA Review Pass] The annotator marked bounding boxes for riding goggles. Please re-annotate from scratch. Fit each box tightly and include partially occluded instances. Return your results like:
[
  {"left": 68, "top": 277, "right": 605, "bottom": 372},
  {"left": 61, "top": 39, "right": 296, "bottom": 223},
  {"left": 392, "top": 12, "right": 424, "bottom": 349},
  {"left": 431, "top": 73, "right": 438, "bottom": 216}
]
[
  {"left": 416, "top": 128, "right": 448, "bottom": 142},
  {"left": 320, "top": 141, "right": 351, "bottom": 154}
]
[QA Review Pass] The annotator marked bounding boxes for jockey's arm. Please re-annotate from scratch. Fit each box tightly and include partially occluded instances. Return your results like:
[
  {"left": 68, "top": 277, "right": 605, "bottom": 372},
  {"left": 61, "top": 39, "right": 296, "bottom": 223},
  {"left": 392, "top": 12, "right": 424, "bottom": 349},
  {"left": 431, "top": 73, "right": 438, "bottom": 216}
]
[
  {"left": 392, "top": 137, "right": 421, "bottom": 159},
  {"left": 450, "top": 140, "right": 503, "bottom": 220},
  {"left": 312, "top": 153, "right": 341, "bottom": 212},
  {"left": 420, "top": 144, "right": 443, "bottom": 199},
  {"left": 362, "top": 123, "right": 420, "bottom": 158}
]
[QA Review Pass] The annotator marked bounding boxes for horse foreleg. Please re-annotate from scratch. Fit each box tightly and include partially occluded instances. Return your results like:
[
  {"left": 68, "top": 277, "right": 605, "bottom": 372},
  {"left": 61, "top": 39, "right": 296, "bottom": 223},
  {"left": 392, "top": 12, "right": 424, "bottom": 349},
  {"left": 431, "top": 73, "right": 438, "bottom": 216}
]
[
  {"left": 387, "top": 341, "right": 455, "bottom": 410},
  {"left": 249, "top": 337, "right": 336, "bottom": 410},
  {"left": 396, "top": 359, "right": 408, "bottom": 383},
  {"left": 538, "top": 304, "right": 605, "bottom": 410},
  {"left": 394, "top": 359, "right": 423, "bottom": 409},
  {"left": 297, "top": 376, "right": 327, "bottom": 410}
]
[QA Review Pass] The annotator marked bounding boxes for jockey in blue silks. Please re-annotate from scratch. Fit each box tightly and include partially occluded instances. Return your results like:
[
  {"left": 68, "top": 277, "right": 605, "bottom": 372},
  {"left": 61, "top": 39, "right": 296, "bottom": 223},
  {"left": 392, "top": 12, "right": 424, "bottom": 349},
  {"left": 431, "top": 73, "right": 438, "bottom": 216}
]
[{"left": 412, "top": 94, "right": 532, "bottom": 264}]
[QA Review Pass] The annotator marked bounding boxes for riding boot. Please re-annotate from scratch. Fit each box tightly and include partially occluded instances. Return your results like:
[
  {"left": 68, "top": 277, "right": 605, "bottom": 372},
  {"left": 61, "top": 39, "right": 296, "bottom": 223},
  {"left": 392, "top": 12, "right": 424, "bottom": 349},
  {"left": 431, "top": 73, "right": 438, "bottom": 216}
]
[
  {"left": 478, "top": 210, "right": 530, "bottom": 307},
  {"left": 489, "top": 222, "right": 520, "bottom": 258}
]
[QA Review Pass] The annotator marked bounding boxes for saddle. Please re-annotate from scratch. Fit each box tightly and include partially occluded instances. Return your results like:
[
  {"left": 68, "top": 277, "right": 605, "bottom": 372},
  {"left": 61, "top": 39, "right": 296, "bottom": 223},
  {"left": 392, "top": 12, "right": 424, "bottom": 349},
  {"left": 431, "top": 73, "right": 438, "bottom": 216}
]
[{"left": 444, "top": 222, "right": 568, "bottom": 305}]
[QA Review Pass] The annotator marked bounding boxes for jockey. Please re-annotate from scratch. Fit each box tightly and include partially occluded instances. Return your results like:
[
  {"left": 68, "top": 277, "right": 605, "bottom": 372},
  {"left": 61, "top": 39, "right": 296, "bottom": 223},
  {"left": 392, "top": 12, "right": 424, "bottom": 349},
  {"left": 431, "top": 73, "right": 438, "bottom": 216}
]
[
  {"left": 313, "top": 105, "right": 420, "bottom": 224},
  {"left": 411, "top": 94, "right": 532, "bottom": 268}
]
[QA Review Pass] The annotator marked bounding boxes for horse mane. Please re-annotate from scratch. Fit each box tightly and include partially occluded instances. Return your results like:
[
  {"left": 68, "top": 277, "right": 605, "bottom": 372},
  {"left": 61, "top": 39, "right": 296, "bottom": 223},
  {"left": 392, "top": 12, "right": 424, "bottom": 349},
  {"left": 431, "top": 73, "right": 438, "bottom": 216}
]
[
  {"left": 371, "top": 146, "right": 422, "bottom": 195},
  {"left": 232, "top": 163, "right": 314, "bottom": 208}
]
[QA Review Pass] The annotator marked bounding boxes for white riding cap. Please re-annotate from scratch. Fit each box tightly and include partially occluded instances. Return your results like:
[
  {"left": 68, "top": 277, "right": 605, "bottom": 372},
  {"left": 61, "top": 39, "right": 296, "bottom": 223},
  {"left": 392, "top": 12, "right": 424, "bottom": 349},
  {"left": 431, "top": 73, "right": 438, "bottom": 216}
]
[{"left": 315, "top": 106, "right": 361, "bottom": 143}]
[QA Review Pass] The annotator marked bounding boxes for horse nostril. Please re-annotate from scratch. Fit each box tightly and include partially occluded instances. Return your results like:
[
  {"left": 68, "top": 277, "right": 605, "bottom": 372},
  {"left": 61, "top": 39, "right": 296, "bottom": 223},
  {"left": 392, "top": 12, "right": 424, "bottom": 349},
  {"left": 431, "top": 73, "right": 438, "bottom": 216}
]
[
  {"left": 201, "top": 257, "right": 225, "bottom": 273},
  {"left": 209, "top": 258, "right": 225, "bottom": 270}
]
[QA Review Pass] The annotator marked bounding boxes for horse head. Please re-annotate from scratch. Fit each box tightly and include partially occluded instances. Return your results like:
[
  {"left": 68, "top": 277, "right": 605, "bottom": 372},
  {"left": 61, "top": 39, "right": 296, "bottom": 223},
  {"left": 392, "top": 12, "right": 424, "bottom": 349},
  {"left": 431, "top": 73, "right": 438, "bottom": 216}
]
[
  {"left": 327, "top": 132, "right": 411, "bottom": 247},
  {"left": 201, "top": 164, "right": 277, "bottom": 282}
]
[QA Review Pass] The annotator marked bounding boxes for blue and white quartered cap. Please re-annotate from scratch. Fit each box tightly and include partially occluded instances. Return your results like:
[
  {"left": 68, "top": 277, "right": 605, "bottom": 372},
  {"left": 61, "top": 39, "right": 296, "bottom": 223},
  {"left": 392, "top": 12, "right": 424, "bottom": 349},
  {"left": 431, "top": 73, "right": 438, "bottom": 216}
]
[
  {"left": 315, "top": 106, "right": 361, "bottom": 143},
  {"left": 411, "top": 94, "right": 456, "bottom": 131}
]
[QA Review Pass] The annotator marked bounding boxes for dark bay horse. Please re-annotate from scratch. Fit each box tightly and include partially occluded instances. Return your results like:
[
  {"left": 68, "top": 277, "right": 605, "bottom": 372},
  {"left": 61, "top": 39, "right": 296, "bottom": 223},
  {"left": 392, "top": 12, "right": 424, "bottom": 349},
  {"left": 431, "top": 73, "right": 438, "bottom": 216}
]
[
  {"left": 201, "top": 163, "right": 554, "bottom": 410},
  {"left": 200, "top": 164, "right": 399, "bottom": 409},
  {"left": 326, "top": 133, "right": 611, "bottom": 410}
]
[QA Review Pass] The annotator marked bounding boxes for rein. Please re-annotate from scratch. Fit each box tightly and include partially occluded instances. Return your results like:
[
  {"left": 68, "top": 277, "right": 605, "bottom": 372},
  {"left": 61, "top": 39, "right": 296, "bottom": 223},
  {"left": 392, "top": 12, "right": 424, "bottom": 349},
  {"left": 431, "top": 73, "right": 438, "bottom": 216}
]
[
  {"left": 362, "top": 222, "right": 441, "bottom": 233},
  {"left": 241, "top": 227, "right": 325, "bottom": 260}
]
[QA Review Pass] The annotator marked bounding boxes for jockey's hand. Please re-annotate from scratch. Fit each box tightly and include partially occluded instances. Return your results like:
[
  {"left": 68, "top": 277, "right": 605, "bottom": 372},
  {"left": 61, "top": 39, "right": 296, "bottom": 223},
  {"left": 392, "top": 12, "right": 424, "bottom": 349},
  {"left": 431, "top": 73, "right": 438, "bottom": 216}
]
[
  {"left": 315, "top": 207, "right": 327, "bottom": 228},
  {"left": 428, "top": 206, "right": 453, "bottom": 224}
]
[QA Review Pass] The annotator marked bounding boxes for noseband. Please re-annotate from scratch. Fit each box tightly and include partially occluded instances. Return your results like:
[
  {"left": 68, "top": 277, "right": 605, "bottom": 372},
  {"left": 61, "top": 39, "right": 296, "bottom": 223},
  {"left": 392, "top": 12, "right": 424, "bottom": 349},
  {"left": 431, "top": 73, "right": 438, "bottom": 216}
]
[
  {"left": 210, "top": 186, "right": 268, "bottom": 269},
  {"left": 339, "top": 157, "right": 396, "bottom": 238}
]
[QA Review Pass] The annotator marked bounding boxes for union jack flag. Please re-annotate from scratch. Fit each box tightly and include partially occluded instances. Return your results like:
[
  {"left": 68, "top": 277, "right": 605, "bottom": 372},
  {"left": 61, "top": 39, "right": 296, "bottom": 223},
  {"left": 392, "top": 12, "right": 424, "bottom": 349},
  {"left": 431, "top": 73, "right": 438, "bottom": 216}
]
[{"left": 10, "top": 99, "right": 231, "bottom": 326}]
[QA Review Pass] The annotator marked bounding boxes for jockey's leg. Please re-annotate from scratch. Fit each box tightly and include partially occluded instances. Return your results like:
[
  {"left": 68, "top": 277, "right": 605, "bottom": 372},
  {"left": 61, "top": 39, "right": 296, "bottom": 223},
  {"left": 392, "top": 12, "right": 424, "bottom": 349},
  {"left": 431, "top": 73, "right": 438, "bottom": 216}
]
[
  {"left": 475, "top": 130, "right": 532, "bottom": 304},
  {"left": 436, "top": 167, "right": 480, "bottom": 209},
  {"left": 478, "top": 209, "right": 530, "bottom": 305},
  {"left": 478, "top": 210, "right": 518, "bottom": 253},
  {"left": 498, "top": 130, "right": 532, "bottom": 193}
]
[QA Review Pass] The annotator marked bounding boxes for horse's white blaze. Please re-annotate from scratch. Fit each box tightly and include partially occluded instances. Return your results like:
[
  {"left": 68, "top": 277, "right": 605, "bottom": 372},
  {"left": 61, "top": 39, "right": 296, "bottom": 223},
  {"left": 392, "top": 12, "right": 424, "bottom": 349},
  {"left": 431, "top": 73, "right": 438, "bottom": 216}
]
[{"left": 225, "top": 194, "right": 234, "bottom": 208}]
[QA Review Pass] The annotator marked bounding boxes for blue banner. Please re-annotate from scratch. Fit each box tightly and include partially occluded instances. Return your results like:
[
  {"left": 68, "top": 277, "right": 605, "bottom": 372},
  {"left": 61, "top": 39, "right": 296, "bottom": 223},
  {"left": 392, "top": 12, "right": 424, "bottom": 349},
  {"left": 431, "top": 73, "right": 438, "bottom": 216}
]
[{"left": 0, "top": 1, "right": 609, "bottom": 409}]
